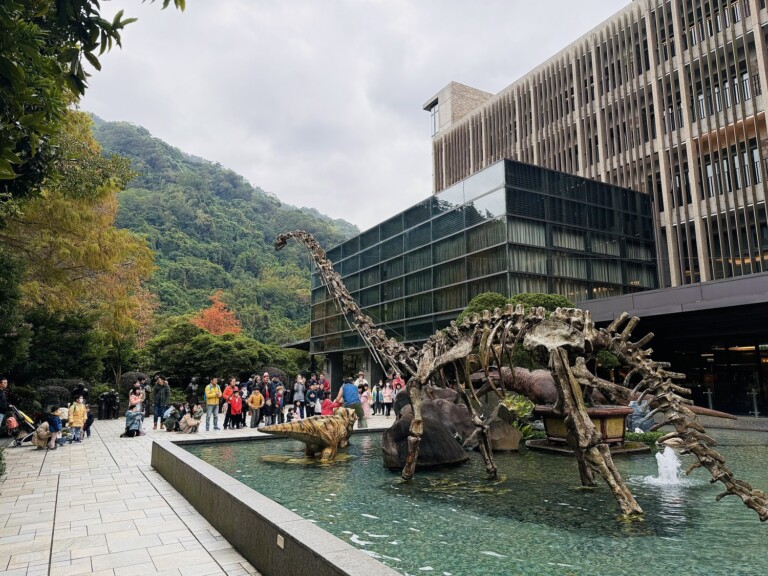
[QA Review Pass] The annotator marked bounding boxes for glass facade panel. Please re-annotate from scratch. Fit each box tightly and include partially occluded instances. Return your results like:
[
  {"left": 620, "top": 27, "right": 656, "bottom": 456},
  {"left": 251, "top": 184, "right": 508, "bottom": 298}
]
[
  {"left": 381, "top": 300, "right": 404, "bottom": 322},
  {"left": 406, "top": 294, "right": 433, "bottom": 317},
  {"left": 405, "top": 319, "right": 434, "bottom": 340},
  {"left": 360, "top": 228, "right": 379, "bottom": 250},
  {"left": 404, "top": 200, "right": 432, "bottom": 229},
  {"left": 360, "top": 267, "right": 380, "bottom": 287},
  {"left": 469, "top": 274, "right": 508, "bottom": 299},
  {"left": 433, "top": 209, "right": 465, "bottom": 240},
  {"left": 380, "top": 215, "right": 403, "bottom": 240},
  {"left": 381, "top": 278, "right": 404, "bottom": 301},
  {"left": 552, "top": 227, "right": 586, "bottom": 250},
  {"left": 405, "top": 270, "right": 431, "bottom": 295},
  {"left": 381, "top": 257, "right": 403, "bottom": 281},
  {"left": 551, "top": 251, "right": 588, "bottom": 279},
  {"left": 434, "top": 285, "right": 466, "bottom": 313},
  {"left": 509, "top": 275, "right": 548, "bottom": 295},
  {"left": 508, "top": 218, "right": 547, "bottom": 246},
  {"left": 591, "top": 234, "right": 621, "bottom": 255},
  {"left": 509, "top": 247, "right": 548, "bottom": 274},
  {"left": 465, "top": 189, "right": 506, "bottom": 227},
  {"left": 360, "top": 286, "right": 378, "bottom": 307},
  {"left": 467, "top": 218, "right": 506, "bottom": 252},
  {"left": 381, "top": 236, "right": 404, "bottom": 260},
  {"left": 406, "top": 222, "right": 431, "bottom": 250},
  {"left": 341, "top": 237, "right": 359, "bottom": 258},
  {"left": 464, "top": 161, "right": 505, "bottom": 200},
  {"left": 552, "top": 278, "right": 589, "bottom": 302},
  {"left": 360, "top": 246, "right": 380, "bottom": 269},
  {"left": 436, "top": 182, "right": 465, "bottom": 208},
  {"left": 507, "top": 190, "right": 546, "bottom": 219},
  {"left": 468, "top": 246, "right": 508, "bottom": 278},
  {"left": 433, "top": 234, "right": 465, "bottom": 264},
  {"left": 591, "top": 259, "right": 622, "bottom": 284},
  {"left": 405, "top": 246, "right": 431, "bottom": 272},
  {"left": 434, "top": 259, "right": 466, "bottom": 288}
]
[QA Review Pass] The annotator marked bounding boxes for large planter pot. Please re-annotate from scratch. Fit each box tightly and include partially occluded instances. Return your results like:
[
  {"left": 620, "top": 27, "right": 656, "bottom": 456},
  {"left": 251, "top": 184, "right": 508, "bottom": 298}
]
[{"left": 534, "top": 405, "right": 634, "bottom": 446}]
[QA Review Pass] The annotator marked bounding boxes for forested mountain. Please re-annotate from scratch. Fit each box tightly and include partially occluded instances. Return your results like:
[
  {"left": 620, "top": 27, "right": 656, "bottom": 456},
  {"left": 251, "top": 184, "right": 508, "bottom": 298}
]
[{"left": 91, "top": 117, "right": 357, "bottom": 345}]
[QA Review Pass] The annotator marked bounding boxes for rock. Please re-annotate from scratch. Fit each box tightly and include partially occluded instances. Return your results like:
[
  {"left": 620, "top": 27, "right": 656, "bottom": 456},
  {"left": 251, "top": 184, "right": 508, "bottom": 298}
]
[
  {"left": 464, "top": 403, "right": 523, "bottom": 451},
  {"left": 382, "top": 413, "right": 469, "bottom": 470}
]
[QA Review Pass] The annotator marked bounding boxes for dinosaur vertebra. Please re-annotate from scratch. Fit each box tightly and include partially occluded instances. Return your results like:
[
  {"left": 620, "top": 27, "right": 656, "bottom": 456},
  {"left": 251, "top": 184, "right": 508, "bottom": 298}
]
[
  {"left": 260, "top": 408, "right": 356, "bottom": 460},
  {"left": 276, "top": 230, "right": 768, "bottom": 521}
]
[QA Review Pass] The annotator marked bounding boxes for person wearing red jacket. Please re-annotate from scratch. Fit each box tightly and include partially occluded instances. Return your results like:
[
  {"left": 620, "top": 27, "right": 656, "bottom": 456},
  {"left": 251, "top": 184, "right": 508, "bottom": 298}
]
[
  {"left": 320, "top": 391, "right": 341, "bottom": 416},
  {"left": 222, "top": 378, "right": 235, "bottom": 428},
  {"left": 227, "top": 389, "right": 244, "bottom": 429}
]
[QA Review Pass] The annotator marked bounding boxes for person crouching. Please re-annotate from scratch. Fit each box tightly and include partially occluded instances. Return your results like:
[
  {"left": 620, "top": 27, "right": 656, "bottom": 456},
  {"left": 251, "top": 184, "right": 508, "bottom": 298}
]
[{"left": 121, "top": 404, "right": 143, "bottom": 437}]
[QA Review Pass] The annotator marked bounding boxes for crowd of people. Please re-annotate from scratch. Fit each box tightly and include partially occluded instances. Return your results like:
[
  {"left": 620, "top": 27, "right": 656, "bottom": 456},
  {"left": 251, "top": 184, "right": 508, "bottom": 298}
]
[
  {"left": 119, "top": 370, "right": 410, "bottom": 437},
  {"left": 0, "top": 370, "right": 410, "bottom": 445}
]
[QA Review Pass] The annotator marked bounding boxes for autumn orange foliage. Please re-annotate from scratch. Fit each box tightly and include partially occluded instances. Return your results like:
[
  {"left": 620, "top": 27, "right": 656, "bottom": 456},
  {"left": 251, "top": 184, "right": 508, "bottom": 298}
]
[{"left": 190, "top": 290, "right": 242, "bottom": 335}]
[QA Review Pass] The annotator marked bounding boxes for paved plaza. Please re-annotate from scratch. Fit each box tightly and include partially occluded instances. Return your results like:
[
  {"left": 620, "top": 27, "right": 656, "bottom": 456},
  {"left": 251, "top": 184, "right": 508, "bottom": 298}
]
[{"left": 0, "top": 413, "right": 392, "bottom": 576}]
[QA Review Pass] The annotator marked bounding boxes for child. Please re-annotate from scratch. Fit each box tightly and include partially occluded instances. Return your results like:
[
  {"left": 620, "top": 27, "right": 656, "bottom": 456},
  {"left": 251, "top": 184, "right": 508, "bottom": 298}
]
[
  {"left": 321, "top": 391, "right": 341, "bottom": 416},
  {"left": 46, "top": 406, "right": 64, "bottom": 450},
  {"left": 68, "top": 396, "right": 86, "bottom": 443},
  {"left": 286, "top": 407, "right": 296, "bottom": 422},
  {"left": 228, "top": 390, "right": 243, "bottom": 429}
]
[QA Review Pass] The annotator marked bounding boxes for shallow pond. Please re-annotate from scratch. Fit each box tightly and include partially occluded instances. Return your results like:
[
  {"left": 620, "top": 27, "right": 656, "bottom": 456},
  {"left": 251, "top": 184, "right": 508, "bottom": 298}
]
[{"left": 186, "top": 430, "right": 768, "bottom": 576}]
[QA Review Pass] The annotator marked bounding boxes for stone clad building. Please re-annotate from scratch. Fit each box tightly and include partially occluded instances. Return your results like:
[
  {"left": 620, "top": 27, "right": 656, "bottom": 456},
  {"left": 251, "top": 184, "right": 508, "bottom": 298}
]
[{"left": 424, "top": 0, "right": 768, "bottom": 289}]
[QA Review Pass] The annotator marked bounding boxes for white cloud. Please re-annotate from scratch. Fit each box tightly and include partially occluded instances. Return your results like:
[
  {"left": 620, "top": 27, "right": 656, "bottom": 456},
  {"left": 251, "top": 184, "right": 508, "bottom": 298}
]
[{"left": 82, "top": 0, "right": 629, "bottom": 231}]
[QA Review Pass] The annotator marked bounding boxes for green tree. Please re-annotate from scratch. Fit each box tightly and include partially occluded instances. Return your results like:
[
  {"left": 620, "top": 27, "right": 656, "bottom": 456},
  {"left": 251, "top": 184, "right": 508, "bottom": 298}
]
[
  {"left": 142, "top": 317, "right": 303, "bottom": 384},
  {"left": 0, "top": 249, "right": 30, "bottom": 370},
  {"left": 0, "top": 0, "right": 184, "bottom": 211}
]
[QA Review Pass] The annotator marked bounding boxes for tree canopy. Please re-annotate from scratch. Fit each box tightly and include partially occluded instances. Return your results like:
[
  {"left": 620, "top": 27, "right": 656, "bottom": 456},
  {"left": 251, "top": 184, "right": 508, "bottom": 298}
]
[{"left": 0, "top": 0, "right": 184, "bottom": 212}]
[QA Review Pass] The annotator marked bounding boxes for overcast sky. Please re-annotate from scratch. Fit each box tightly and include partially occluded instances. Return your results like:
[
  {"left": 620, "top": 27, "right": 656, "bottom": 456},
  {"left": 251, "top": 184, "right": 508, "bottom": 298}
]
[{"left": 82, "top": 0, "right": 629, "bottom": 232}]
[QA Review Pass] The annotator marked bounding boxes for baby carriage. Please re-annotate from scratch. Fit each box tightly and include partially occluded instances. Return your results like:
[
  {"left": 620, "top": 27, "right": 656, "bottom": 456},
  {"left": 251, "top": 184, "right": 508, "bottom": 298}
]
[{"left": 6, "top": 404, "right": 37, "bottom": 447}]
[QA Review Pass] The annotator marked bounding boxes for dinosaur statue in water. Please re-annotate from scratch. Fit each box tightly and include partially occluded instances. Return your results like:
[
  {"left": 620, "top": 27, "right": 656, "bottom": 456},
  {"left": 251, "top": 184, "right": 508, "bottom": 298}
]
[
  {"left": 275, "top": 230, "right": 768, "bottom": 521},
  {"left": 260, "top": 408, "right": 356, "bottom": 460}
]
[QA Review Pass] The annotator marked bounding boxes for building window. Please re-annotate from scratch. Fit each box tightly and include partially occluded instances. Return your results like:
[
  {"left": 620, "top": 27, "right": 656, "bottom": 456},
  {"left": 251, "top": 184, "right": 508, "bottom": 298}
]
[
  {"left": 722, "top": 158, "right": 732, "bottom": 193},
  {"left": 697, "top": 93, "right": 706, "bottom": 119},
  {"left": 742, "top": 151, "right": 751, "bottom": 187},
  {"left": 714, "top": 86, "right": 722, "bottom": 111},
  {"left": 753, "top": 74, "right": 762, "bottom": 96},
  {"left": 733, "top": 152, "right": 742, "bottom": 189},
  {"left": 753, "top": 147, "right": 763, "bottom": 183},
  {"left": 732, "top": 77, "right": 741, "bottom": 104},
  {"left": 723, "top": 80, "right": 732, "bottom": 108},
  {"left": 430, "top": 104, "right": 440, "bottom": 136},
  {"left": 706, "top": 163, "right": 715, "bottom": 197},
  {"left": 742, "top": 72, "right": 751, "bottom": 100}
]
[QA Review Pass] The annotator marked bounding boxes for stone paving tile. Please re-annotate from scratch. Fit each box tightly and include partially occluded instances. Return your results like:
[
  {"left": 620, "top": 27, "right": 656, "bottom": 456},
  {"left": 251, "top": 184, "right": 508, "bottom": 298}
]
[{"left": 0, "top": 417, "right": 271, "bottom": 576}]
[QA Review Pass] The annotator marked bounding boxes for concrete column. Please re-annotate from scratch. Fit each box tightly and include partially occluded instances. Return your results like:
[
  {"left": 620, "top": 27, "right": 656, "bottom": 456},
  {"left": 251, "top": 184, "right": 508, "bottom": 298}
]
[{"left": 324, "top": 352, "right": 344, "bottom": 398}]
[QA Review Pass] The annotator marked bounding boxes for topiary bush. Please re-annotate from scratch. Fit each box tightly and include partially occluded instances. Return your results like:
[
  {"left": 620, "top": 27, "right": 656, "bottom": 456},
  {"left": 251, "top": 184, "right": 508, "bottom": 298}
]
[
  {"left": 508, "top": 292, "right": 575, "bottom": 312},
  {"left": 457, "top": 292, "right": 509, "bottom": 323}
]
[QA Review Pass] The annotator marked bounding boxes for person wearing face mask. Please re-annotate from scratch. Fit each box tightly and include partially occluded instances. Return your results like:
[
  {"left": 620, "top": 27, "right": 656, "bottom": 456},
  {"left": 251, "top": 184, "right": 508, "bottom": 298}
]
[{"left": 68, "top": 396, "right": 87, "bottom": 443}]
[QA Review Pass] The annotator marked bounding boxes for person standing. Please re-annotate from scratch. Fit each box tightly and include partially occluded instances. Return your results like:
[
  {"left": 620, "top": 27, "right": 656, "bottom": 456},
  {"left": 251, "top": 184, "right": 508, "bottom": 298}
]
[
  {"left": 0, "top": 377, "right": 8, "bottom": 429},
  {"left": 68, "top": 396, "right": 86, "bottom": 442},
  {"left": 185, "top": 377, "right": 199, "bottom": 408},
  {"left": 204, "top": 378, "right": 222, "bottom": 431},
  {"left": 228, "top": 389, "right": 244, "bottom": 429},
  {"left": 382, "top": 381, "right": 394, "bottom": 417},
  {"left": 247, "top": 387, "right": 264, "bottom": 428},
  {"left": 317, "top": 372, "right": 330, "bottom": 395},
  {"left": 222, "top": 378, "right": 236, "bottom": 429},
  {"left": 334, "top": 377, "right": 366, "bottom": 428},
  {"left": 354, "top": 371, "right": 368, "bottom": 389},
  {"left": 360, "top": 384, "right": 372, "bottom": 420},
  {"left": 293, "top": 375, "right": 306, "bottom": 418},
  {"left": 305, "top": 382, "right": 319, "bottom": 418},
  {"left": 372, "top": 381, "right": 383, "bottom": 416},
  {"left": 152, "top": 377, "right": 171, "bottom": 430}
]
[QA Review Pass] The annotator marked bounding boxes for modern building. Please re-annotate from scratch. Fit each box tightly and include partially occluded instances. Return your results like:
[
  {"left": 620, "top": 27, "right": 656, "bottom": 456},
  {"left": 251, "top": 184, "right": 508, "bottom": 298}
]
[
  {"left": 424, "top": 0, "right": 768, "bottom": 289},
  {"left": 310, "top": 159, "right": 656, "bottom": 384}
]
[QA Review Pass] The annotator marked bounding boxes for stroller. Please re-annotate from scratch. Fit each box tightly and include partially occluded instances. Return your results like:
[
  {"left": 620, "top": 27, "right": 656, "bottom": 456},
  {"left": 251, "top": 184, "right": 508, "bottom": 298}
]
[{"left": 6, "top": 404, "right": 37, "bottom": 447}]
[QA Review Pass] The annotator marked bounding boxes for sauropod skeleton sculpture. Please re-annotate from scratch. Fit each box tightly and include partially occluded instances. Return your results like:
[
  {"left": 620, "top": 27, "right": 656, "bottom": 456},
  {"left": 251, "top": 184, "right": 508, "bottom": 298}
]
[{"left": 276, "top": 230, "right": 768, "bottom": 521}]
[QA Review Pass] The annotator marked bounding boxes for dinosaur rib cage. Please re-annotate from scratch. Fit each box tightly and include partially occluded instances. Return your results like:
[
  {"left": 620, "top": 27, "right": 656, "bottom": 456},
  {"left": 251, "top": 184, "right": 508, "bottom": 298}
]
[{"left": 276, "top": 230, "right": 768, "bottom": 522}]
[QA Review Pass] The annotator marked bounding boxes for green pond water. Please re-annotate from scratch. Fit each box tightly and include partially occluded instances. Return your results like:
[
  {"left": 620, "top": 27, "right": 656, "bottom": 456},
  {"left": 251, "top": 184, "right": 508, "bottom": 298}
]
[{"left": 186, "top": 430, "right": 768, "bottom": 576}]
